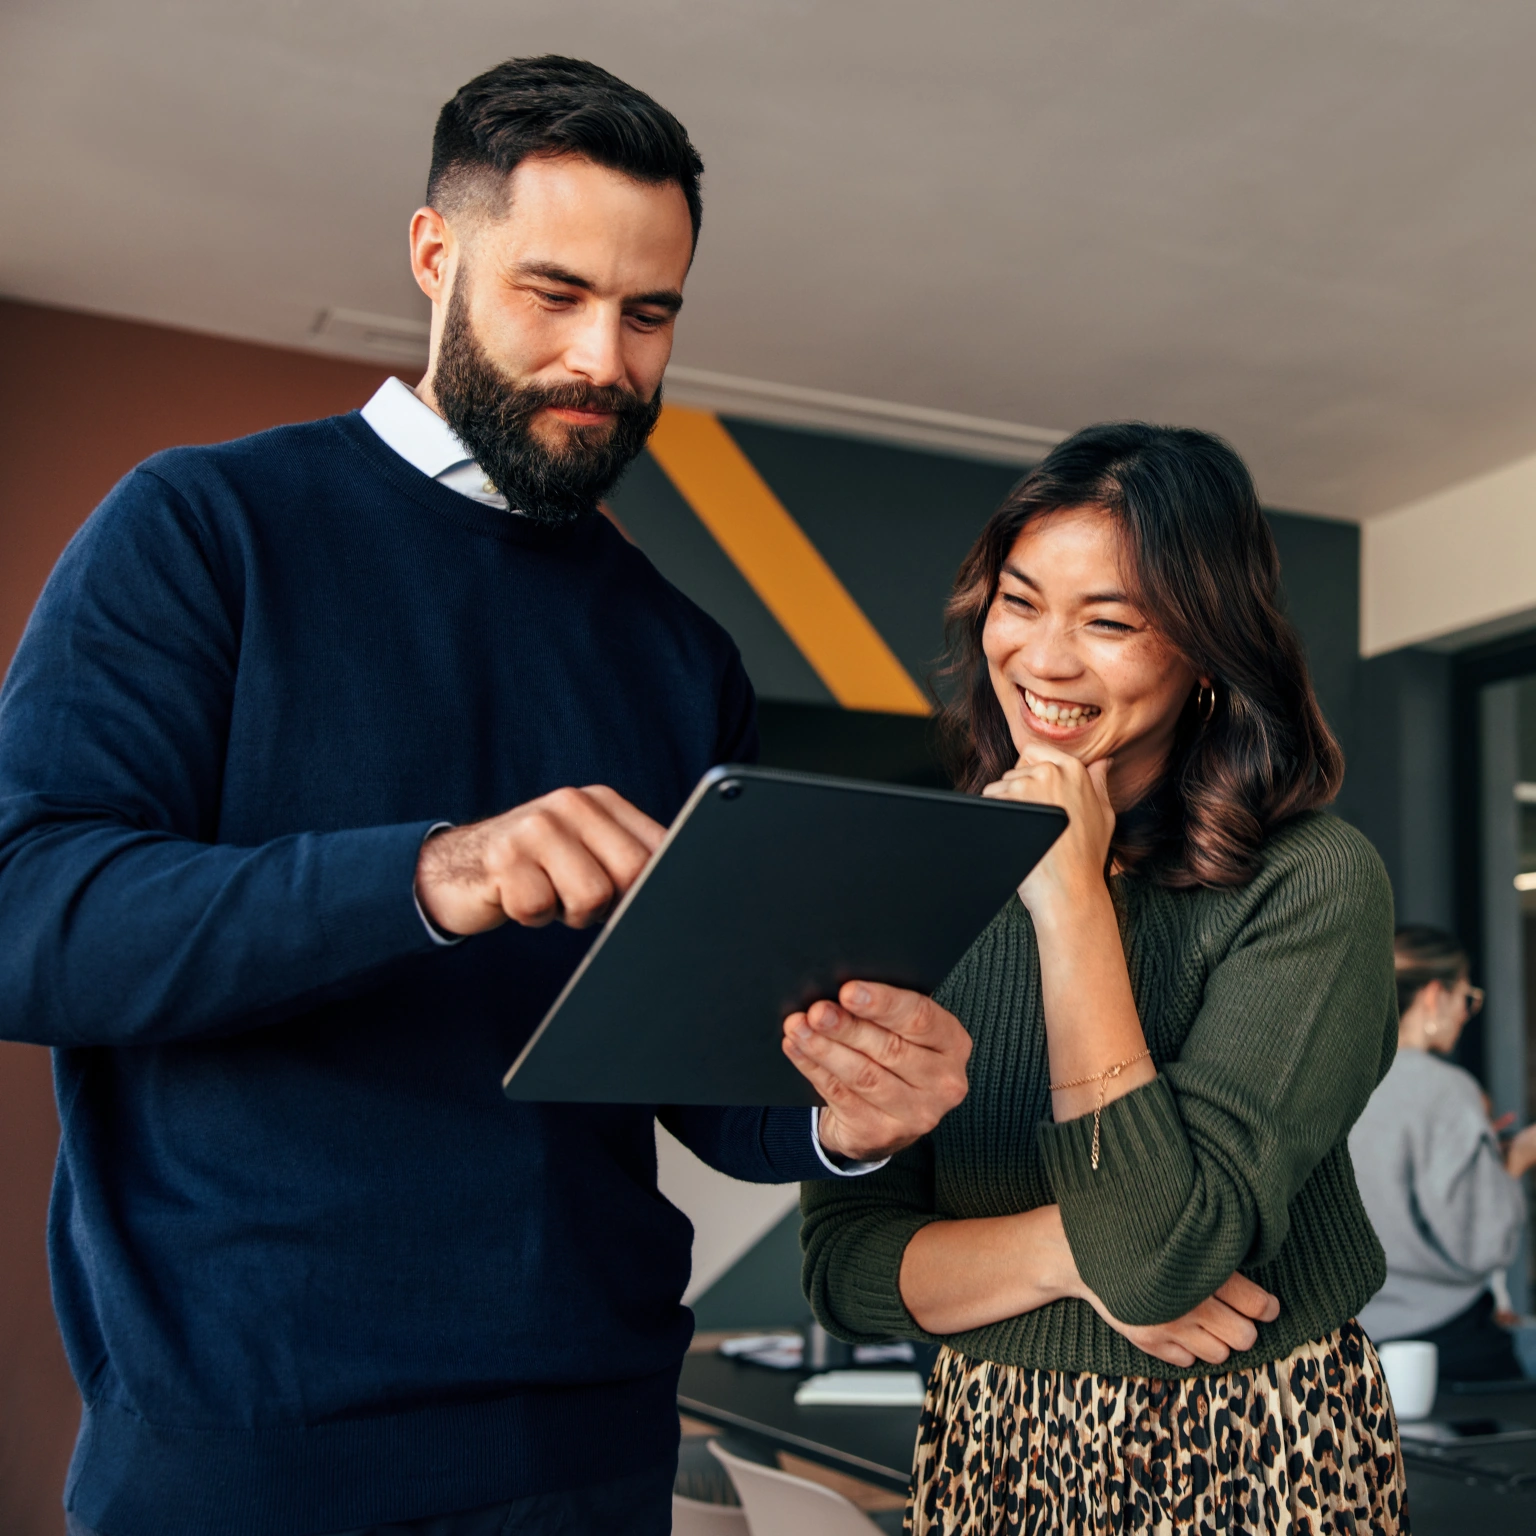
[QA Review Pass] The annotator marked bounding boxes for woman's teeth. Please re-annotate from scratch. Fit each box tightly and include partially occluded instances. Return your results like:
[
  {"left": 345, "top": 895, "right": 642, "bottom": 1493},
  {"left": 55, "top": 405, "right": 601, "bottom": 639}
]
[{"left": 1024, "top": 688, "right": 1099, "bottom": 726}]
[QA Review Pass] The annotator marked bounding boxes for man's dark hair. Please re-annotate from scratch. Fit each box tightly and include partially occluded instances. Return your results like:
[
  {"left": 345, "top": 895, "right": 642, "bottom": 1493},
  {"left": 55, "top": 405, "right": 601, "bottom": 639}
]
[{"left": 427, "top": 56, "right": 704, "bottom": 241}]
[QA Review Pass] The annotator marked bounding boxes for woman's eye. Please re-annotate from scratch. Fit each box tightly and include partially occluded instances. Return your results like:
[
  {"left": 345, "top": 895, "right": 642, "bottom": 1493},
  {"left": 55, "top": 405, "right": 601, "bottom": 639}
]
[
  {"left": 1001, "top": 593, "right": 1034, "bottom": 613},
  {"left": 1089, "top": 618, "right": 1134, "bottom": 634}
]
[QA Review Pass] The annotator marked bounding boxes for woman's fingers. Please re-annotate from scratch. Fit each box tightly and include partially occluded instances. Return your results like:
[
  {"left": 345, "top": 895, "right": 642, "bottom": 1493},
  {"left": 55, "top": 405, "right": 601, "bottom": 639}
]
[
  {"left": 1214, "top": 1273, "right": 1282, "bottom": 1324},
  {"left": 982, "top": 765, "right": 1063, "bottom": 806},
  {"left": 1087, "top": 1276, "right": 1274, "bottom": 1370},
  {"left": 1178, "top": 1326, "right": 1234, "bottom": 1366},
  {"left": 1085, "top": 757, "right": 1114, "bottom": 812},
  {"left": 1147, "top": 1343, "right": 1198, "bottom": 1369},
  {"left": 1187, "top": 1298, "right": 1258, "bottom": 1354},
  {"left": 1013, "top": 738, "right": 1080, "bottom": 771}
]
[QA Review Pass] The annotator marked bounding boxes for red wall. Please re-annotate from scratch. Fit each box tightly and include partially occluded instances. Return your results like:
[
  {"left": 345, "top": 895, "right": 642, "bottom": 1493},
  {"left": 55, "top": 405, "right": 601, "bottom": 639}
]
[{"left": 0, "top": 299, "right": 395, "bottom": 1535}]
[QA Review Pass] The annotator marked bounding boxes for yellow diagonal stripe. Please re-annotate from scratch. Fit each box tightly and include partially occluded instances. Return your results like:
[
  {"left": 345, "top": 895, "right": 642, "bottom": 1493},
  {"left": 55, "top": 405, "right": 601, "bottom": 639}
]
[{"left": 647, "top": 406, "right": 930, "bottom": 715}]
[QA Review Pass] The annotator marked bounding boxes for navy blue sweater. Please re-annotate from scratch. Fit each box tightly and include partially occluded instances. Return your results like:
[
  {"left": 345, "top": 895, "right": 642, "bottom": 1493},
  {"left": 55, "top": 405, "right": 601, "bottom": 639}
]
[{"left": 0, "top": 413, "right": 828, "bottom": 1536}]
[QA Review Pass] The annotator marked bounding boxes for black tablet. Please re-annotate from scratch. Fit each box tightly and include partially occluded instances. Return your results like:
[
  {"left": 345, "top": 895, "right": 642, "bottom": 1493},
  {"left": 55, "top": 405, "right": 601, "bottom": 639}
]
[{"left": 502, "top": 765, "right": 1067, "bottom": 1106}]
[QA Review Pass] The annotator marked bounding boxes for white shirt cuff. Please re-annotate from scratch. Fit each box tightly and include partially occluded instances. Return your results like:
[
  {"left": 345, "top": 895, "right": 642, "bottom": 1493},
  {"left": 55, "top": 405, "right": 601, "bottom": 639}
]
[
  {"left": 811, "top": 1107, "right": 890, "bottom": 1177},
  {"left": 414, "top": 823, "right": 465, "bottom": 946}
]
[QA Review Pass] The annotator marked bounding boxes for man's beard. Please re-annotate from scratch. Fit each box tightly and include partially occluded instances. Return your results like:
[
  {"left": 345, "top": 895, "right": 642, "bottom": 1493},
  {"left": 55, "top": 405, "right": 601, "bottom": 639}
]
[{"left": 431, "top": 279, "right": 662, "bottom": 525}]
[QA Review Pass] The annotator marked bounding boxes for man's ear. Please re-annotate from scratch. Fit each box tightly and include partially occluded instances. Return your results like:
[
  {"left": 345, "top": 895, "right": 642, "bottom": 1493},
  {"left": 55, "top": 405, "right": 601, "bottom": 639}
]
[{"left": 409, "top": 206, "right": 456, "bottom": 305}]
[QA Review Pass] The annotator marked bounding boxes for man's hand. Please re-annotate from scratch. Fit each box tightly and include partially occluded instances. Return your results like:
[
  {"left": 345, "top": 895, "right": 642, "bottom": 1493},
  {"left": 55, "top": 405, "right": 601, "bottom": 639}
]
[
  {"left": 415, "top": 786, "right": 665, "bottom": 936},
  {"left": 782, "top": 982, "right": 971, "bottom": 1163},
  {"left": 1081, "top": 1272, "right": 1281, "bottom": 1369}
]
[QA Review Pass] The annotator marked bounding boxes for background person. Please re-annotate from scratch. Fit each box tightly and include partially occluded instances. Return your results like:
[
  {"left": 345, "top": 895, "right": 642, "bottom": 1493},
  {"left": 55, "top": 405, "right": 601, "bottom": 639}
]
[
  {"left": 797, "top": 423, "right": 1406, "bottom": 1531},
  {"left": 0, "top": 57, "right": 968, "bottom": 1536},
  {"left": 1350, "top": 925, "right": 1536, "bottom": 1382}
]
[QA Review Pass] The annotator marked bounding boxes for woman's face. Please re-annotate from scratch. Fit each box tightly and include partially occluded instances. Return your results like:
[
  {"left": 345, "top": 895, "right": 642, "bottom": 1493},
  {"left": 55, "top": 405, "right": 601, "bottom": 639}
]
[
  {"left": 1425, "top": 973, "right": 1479, "bottom": 1052},
  {"left": 982, "top": 506, "right": 1197, "bottom": 806}
]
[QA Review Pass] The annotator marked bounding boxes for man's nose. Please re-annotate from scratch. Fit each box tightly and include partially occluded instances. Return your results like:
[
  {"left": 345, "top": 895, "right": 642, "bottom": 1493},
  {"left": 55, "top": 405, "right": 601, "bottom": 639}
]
[{"left": 562, "top": 306, "right": 627, "bottom": 389}]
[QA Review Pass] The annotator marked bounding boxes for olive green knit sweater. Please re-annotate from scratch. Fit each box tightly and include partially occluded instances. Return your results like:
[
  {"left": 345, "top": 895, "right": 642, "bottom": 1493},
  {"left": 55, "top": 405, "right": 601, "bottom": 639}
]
[{"left": 801, "top": 812, "right": 1397, "bottom": 1380}]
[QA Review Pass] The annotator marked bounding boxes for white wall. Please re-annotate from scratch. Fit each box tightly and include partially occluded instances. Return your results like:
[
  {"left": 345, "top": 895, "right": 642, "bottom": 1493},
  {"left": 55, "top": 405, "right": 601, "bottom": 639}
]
[
  {"left": 656, "top": 1124, "right": 800, "bottom": 1304},
  {"left": 1363, "top": 448, "right": 1536, "bottom": 656}
]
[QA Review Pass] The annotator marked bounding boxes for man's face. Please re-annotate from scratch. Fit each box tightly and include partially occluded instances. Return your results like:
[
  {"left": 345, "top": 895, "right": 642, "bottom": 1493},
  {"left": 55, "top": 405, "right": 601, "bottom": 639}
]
[{"left": 410, "top": 153, "right": 694, "bottom": 519}]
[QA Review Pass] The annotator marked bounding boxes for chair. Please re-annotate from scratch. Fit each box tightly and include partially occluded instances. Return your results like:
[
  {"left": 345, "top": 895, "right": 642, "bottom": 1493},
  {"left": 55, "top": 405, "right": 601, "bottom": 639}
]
[
  {"left": 709, "top": 1440, "right": 888, "bottom": 1536},
  {"left": 672, "top": 1491, "right": 750, "bottom": 1534}
]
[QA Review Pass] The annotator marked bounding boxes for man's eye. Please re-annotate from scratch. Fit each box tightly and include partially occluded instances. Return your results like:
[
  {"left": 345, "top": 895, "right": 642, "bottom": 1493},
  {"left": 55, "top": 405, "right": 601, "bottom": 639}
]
[
  {"left": 628, "top": 311, "right": 668, "bottom": 329},
  {"left": 537, "top": 291, "right": 576, "bottom": 306}
]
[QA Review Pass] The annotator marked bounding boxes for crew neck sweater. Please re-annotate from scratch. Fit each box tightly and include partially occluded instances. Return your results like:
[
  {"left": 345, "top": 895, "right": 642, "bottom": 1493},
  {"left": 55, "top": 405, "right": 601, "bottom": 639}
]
[
  {"left": 0, "top": 412, "right": 829, "bottom": 1536},
  {"left": 802, "top": 812, "right": 1398, "bottom": 1379}
]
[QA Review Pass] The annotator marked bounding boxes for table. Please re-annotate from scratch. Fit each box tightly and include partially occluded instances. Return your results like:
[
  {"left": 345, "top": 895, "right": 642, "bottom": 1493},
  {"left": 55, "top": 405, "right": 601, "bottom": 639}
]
[
  {"left": 678, "top": 1350, "right": 919, "bottom": 1494},
  {"left": 678, "top": 1353, "right": 1536, "bottom": 1530},
  {"left": 1393, "top": 1380, "right": 1536, "bottom": 1525}
]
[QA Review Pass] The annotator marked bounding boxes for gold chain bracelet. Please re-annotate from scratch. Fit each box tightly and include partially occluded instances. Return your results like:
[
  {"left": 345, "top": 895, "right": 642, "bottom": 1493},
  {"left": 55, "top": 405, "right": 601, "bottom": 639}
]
[{"left": 1049, "top": 1049, "right": 1152, "bottom": 1171}]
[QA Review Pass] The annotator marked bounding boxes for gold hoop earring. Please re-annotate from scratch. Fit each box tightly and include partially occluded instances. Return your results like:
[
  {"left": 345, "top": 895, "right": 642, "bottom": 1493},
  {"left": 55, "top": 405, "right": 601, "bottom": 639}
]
[{"left": 1198, "top": 683, "right": 1217, "bottom": 724}]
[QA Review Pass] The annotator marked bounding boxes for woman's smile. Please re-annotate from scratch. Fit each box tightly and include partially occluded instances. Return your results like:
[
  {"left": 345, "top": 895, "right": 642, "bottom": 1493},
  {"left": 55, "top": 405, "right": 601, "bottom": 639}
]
[
  {"left": 983, "top": 506, "right": 1195, "bottom": 806},
  {"left": 1018, "top": 685, "right": 1102, "bottom": 742}
]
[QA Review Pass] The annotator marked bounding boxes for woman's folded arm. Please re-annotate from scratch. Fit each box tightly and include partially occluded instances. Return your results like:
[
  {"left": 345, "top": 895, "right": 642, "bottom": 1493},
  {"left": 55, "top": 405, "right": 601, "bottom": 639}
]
[
  {"left": 800, "top": 1137, "right": 946, "bottom": 1343},
  {"left": 1039, "top": 822, "right": 1397, "bottom": 1325}
]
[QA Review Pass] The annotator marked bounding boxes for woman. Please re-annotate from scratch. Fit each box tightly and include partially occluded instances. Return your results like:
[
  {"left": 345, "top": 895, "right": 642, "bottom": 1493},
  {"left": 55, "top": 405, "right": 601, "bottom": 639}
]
[
  {"left": 795, "top": 423, "right": 1405, "bottom": 1532},
  {"left": 1350, "top": 925, "right": 1536, "bottom": 1382}
]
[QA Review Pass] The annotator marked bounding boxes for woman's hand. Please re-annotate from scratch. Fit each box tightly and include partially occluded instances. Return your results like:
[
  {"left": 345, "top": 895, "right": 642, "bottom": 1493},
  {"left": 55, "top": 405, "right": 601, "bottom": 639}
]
[
  {"left": 984, "top": 741, "right": 1152, "bottom": 1123},
  {"left": 897, "top": 1202, "right": 1280, "bottom": 1363},
  {"left": 1081, "top": 1273, "right": 1282, "bottom": 1369},
  {"left": 981, "top": 741, "right": 1115, "bottom": 920}
]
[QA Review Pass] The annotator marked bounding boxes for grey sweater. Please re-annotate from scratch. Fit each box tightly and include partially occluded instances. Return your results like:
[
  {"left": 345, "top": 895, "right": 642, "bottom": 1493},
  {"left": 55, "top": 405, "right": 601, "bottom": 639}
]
[{"left": 1349, "top": 1048, "right": 1527, "bottom": 1339}]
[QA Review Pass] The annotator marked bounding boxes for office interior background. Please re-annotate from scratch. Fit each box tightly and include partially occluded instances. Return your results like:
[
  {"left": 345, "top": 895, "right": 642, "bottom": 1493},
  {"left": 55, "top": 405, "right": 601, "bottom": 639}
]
[{"left": 3, "top": 3, "right": 1536, "bottom": 1529}]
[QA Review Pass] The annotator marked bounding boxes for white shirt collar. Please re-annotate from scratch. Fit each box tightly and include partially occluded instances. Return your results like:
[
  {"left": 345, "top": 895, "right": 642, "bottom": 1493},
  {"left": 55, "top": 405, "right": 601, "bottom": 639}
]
[{"left": 359, "top": 377, "right": 510, "bottom": 510}]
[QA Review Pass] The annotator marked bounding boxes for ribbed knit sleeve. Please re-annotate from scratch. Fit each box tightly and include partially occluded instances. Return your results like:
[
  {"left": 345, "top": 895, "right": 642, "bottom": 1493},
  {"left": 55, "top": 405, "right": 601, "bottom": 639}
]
[
  {"left": 800, "top": 1137, "right": 945, "bottom": 1344},
  {"left": 1038, "top": 817, "right": 1397, "bottom": 1325}
]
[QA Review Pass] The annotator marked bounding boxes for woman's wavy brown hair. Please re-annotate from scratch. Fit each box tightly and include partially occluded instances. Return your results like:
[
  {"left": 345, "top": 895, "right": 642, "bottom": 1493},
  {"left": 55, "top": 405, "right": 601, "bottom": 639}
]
[{"left": 937, "top": 422, "right": 1343, "bottom": 888}]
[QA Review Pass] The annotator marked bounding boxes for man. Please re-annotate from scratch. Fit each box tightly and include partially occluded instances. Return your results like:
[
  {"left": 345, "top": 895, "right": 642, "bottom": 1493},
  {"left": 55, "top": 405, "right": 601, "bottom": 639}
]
[{"left": 0, "top": 56, "right": 969, "bottom": 1536}]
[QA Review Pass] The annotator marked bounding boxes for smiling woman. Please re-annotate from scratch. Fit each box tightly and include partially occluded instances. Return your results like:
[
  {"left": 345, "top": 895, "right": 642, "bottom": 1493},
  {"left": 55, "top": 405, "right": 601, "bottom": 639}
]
[
  {"left": 938, "top": 422, "right": 1344, "bottom": 885},
  {"left": 801, "top": 424, "right": 1408, "bottom": 1533}
]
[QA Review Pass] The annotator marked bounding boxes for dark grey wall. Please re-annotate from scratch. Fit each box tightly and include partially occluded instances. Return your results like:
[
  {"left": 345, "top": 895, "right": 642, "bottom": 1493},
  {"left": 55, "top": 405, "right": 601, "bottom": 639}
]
[
  {"left": 1348, "top": 649, "right": 1456, "bottom": 930},
  {"left": 722, "top": 420, "right": 1023, "bottom": 695},
  {"left": 1266, "top": 511, "right": 1360, "bottom": 780},
  {"left": 1264, "top": 510, "right": 1454, "bottom": 929}
]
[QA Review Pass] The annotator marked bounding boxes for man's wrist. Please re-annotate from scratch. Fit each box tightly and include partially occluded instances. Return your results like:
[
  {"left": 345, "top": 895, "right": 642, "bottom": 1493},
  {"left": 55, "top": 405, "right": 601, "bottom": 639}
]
[
  {"left": 811, "top": 1108, "right": 890, "bottom": 1177},
  {"left": 415, "top": 821, "right": 500, "bottom": 936},
  {"left": 413, "top": 824, "right": 465, "bottom": 946}
]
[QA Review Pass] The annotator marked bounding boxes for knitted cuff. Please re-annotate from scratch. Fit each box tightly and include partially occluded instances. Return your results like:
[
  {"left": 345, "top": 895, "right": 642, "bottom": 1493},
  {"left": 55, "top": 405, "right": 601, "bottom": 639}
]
[
  {"left": 807, "top": 1211, "right": 946, "bottom": 1345},
  {"left": 1037, "top": 1075, "right": 1208, "bottom": 1325}
]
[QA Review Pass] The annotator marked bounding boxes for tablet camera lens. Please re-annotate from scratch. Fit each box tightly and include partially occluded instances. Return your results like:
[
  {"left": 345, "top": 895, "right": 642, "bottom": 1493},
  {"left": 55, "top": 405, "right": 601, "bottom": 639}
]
[{"left": 718, "top": 779, "right": 743, "bottom": 800}]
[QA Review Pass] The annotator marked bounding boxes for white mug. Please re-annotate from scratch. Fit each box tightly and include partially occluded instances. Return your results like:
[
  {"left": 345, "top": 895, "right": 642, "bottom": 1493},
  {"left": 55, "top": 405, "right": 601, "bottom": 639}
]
[{"left": 1376, "top": 1339, "right": 1438, "bottom": 1421}]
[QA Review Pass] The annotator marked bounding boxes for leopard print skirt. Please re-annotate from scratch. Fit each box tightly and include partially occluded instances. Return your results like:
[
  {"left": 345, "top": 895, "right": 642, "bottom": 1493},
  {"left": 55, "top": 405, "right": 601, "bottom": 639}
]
[{"left": 908, "top": 1321, "right": 1408, "bottom": 1534}]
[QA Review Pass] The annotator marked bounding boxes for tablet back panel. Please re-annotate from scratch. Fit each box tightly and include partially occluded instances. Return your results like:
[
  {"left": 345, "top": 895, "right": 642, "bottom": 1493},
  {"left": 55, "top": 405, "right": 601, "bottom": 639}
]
[{"left": 503, "top": 766, "right": 1066, "bottom": 1106}]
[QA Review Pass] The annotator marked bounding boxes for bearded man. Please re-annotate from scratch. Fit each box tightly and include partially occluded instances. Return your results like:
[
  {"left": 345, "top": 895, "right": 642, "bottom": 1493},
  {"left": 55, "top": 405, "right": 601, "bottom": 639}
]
[{"left": 0, "top": 56, "right": 970, "bottom": 1536}]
